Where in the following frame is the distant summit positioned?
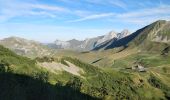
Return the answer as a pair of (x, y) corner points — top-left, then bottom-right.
(96, 29), (131, 46)
(47, 29), (131, 51)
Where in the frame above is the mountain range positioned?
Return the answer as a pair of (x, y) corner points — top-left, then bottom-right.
(46, 29), (131, 51)
(0, 20), (170, 100)
(1, 20), (170, 58)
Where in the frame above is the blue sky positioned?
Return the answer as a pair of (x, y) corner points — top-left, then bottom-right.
(0, 0), (170, 42)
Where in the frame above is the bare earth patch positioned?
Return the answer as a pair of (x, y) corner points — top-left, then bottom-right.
(37, 61), (84, 76)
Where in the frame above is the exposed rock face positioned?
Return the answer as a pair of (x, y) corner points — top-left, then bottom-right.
(96, 29), (131, 46)
(38, 61), (84, 76)
(118, 29), (131, 39)
(151, 22), (170, 43)
(48, 29), (131, 51)
(80, 36), (104, 50)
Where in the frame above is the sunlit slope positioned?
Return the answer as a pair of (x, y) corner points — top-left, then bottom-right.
(0, 37), (53, 58)
(129, 20), (170, 53)
(1, 45), (170, 99)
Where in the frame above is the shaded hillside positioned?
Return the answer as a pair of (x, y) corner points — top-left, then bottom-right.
(0, 72), (98, 100)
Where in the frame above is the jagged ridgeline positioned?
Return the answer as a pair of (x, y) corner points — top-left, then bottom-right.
(0, 45), (170, 100)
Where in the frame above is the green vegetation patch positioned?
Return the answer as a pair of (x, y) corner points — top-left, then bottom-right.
(148, 74), (170, 99)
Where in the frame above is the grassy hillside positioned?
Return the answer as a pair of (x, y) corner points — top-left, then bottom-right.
(55, 47), (138, 67)
(129, 20), (170, 53)
(92, 20), (170, 56)
(55, 57), (169, 100)
(0, 45), (39, 75)
(0, 37), (53, 58)
(0, 44), (170, 100)
(0, 45), (99, 100)
(54, 20), (170, 68)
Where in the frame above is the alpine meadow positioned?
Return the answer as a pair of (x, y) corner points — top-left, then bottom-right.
(0, 0), (170, 100)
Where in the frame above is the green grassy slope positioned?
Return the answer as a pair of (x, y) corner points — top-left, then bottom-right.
(58, 57), (169, 100)
(129, 20), (170, 53)
(0, 44), (170, 100)
(0, 45), (99, 100)
(0, 45), (39, 75)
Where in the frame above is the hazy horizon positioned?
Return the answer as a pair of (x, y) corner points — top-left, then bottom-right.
(0, 28), (132, 43)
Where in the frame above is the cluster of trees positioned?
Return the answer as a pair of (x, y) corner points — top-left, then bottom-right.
(32, 71), (49, 83)
(0, 63), (12, 73)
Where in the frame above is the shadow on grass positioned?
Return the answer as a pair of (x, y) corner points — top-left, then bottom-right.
(0, 73), (99, 100)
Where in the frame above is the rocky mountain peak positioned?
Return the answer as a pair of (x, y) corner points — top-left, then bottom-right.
(117, 29), (131, 39)
(107, 31), (117, 38)
(121, 29), (130, 35)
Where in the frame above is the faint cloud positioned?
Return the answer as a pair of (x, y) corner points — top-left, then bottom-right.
(99, 4), (170, 26)
(0, 0), (170, 32)
(67, 4), (170, 24)
(67, 13), (115, 22)
(110, 0), (127, 9)
(27, 11), (57, 18)
(0, 0), (70, 22)
(30, 4), (69, 12)
(118, 5), (170, 18)
(59, 0), (127, 9)
(73, 10), (93, 17)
